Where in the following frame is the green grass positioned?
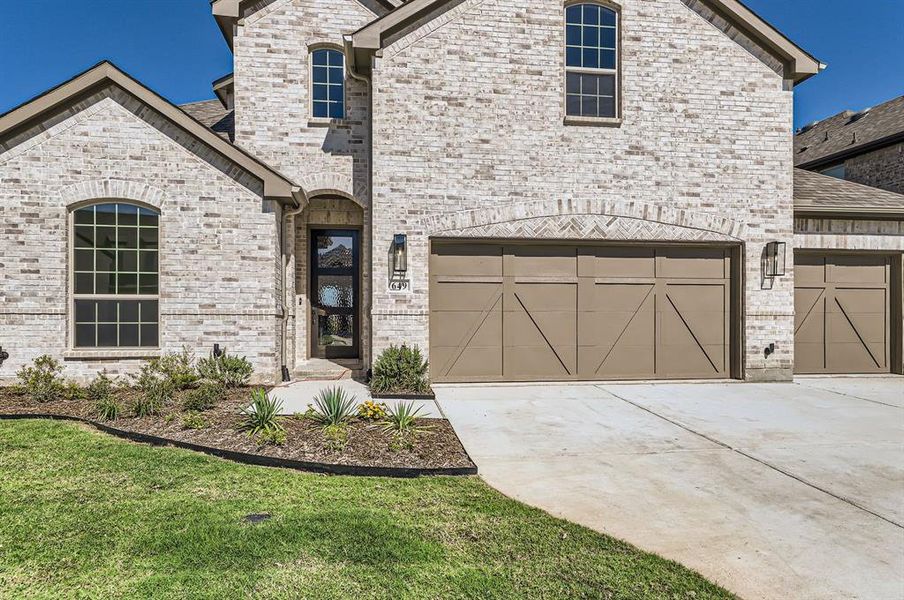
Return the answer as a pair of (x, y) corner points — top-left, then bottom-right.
(0, 420), (733, 599)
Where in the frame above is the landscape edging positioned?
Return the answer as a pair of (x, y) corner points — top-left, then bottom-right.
(0, 413), (478, 478)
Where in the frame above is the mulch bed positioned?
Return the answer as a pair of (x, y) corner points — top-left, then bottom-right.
(0, 387), (475, 475)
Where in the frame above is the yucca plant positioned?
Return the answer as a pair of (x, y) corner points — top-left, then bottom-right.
(382, 402), (430, 435)
(240, 389), (284, 436)
(308, 387), (357, 427)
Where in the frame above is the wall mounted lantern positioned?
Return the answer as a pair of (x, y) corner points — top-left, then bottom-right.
(391, 234), (408, 275)
(213, 343), (224, 358)
(764, 241), (787, 278)
(0, 346), (8, 367)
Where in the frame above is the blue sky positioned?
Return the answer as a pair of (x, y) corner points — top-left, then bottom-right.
(0, 0), (901, 128)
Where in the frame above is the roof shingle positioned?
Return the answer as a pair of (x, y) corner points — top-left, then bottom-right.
(794, 168), (904, 215)
(179, 99), (234, 142)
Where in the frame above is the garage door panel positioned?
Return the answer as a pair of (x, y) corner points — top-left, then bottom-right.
(505, 246), (576, 277)
(666, 284), (726, 313)
(577, 248), (655, 278)
(505, 346), (576, 378)
(433, 347), (503, 379)
(430, 310), (502, 348)
(509, 283), (577, 311)
(583, 283), (654, 311)
(592, 344), (656, 378)
(794, 253), (893, 375)
(430, 244), (502, 276)
(505, 310), (576, 347)
(429, 282), (501, 312)
(658, 248), (727, 279)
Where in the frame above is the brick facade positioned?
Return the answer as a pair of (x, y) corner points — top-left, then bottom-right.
(844, 142), (904, 195)
(369, 0), (795, 381)
(0, 86), (282, 383)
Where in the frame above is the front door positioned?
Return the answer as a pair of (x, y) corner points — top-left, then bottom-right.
(310, 229), (360, 360)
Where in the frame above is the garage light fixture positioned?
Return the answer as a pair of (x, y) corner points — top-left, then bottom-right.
(764, 241), (786, 278)
(391, 234), (408, 275)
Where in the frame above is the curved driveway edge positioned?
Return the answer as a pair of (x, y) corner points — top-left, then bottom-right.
(435, 377), (904, 600)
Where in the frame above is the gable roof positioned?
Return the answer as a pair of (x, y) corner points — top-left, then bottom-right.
(0, 61), (303, 204)
(349, 0), (822, 83)
(794, 168), (904, 217)
(794, 96), (904, 169)
(179, 99), (235, 142)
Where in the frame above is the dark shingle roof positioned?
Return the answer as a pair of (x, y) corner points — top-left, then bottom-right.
(794, 168), (904, 215)
(794, 96), (904, 168)
(179, 99), (234, 142)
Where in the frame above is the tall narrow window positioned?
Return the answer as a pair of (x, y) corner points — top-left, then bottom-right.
(311, 48), (345, 119)
(565, 3), (619, 119)
(72, 202), (159, 348)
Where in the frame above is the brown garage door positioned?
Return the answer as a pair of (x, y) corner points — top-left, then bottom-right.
(429, 242), (735, 382)
(795, 253), (893, 374)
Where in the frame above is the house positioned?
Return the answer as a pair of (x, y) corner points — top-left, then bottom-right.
(0, 0), (901, 385)
(795, 95), (904, 195)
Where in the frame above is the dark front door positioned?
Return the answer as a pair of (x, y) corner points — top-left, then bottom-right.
(310, 229), (360, 359)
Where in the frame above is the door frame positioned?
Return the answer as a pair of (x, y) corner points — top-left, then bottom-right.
(308, 227), (362, 360)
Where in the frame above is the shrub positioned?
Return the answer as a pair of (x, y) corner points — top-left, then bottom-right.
(197, 351), (253, 389)
(150, 348), (199, 391)
(383, 402), (432, 451)
(181, 412), (207, 430)
(183, 381), (225, 412)
(132, 361), (175, 417)
(240, 389), (284, 437)
(323, 423), (348, 452)
(258, 428), (287, 446)
(370, 345), (431, 395)
(63, 382), (86, 401)
(309, 387), (357, 428)
(357, 399), (388, 421)
(16, 355), (66, 403)
(87, 373), (120, 421)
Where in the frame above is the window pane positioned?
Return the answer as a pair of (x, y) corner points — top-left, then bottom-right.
(565, 4), (581, 24)
(565, 46), (582, 68)
(75, 300), (96, 323)
(566, 72), (581, 94)
(117, 204), (138, 226)
(581, 74), (598, 95)
(139, 274), (158, 295)
(599, 74), (615, 97)
(600, 49), (616, 70)
(118, 273), (137, 294)
(74, 207), (94, 225)
(75, 226), (94, 248)
(329, 101), (344, 119)
(140, 300), (158, 321)
(584, 4), (599, 25)
(138, 208), (158, 227)
(582, 48), (598, 68)
(600, 27), (616, 49)
(328, 50), (344, 67)
(95, 272), (117, 295)
(120, 324), (139, 347)
(118, 250), (137, 272)
(313, 84), (328, 101)
(97, 300), (117, 323)
(96, 226), (116, 249)
(139, 227), (158, 250)
(583, 25), (598, 47)
(74, 249), (94, 271)
(317, 276), (354, 308)
(599, 96), (616, 118)
(313, 102), (329, 118)
(582, 96), (598, 117)
(74, 273), (94, 294)
(328, 84), (343, 102)
(600, 7), (617, 26)
(140, 324), (159, 347)
(139, 251), (157, 273)
(566, 94), (581, 116)
(566, 24), (581, 46)
(96, 249), (116, 272)
(312, 49), (328, 66)
(313, 66), (328, 83)
(75, 324), (96, 348)
(318, 314), (353, 348)
(118, 227), (138, 249)
(98, 324), (118, 347)
(120, 300), (140, 323)
(95, 204), (117, 225)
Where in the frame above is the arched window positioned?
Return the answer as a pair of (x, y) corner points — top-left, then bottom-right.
(71, 202), (159, 348)
(565, 3), (619, 119)
(311, 48), (346, 119)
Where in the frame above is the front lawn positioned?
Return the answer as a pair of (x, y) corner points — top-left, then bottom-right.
(0, 420), (733, 599)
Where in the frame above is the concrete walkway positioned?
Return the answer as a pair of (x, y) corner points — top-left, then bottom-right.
(436, 377), (904, 600)
(269, 378), (443, 418)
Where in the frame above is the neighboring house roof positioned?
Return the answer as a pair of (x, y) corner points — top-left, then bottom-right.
(179, 99), (235, 142)
(794, 95), (904, 169)
(348, 0), (822, 83)
(0, 61), (303, 204)
(794, 168), (904, 217)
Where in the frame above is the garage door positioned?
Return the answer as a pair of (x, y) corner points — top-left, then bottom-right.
(795, 253), (893, 374)
(429, 242), (735, 382)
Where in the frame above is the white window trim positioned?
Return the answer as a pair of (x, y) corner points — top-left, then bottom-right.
(68, 201), (161, 351)
(563, 1), (622, 126)
(308, 44), (347, 125)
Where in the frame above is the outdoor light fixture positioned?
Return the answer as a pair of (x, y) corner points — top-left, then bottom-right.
(764, 241), (787, 278)
(213, 343), (224, 358)
(391, 234), (408, 275)
(0, 346), (8, 367)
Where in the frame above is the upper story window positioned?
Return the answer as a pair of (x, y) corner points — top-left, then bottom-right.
(565, 3), (619, 120)
(820, 164), (846, 180)
(311, 48), (346, 119)
(72, 202), (159, 348)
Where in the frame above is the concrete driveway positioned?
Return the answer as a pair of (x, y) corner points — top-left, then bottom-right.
(436, 377), (904, 600)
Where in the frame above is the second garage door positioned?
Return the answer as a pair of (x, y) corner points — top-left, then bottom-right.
(429, 242), (735, 383)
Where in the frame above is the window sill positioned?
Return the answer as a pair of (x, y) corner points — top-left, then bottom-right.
(307, 118), (348, 128)
(563, 115), (622, 127)
(63, 349), (161, 361)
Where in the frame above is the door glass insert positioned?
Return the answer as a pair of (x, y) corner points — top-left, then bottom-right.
(317, 235), (354, 268)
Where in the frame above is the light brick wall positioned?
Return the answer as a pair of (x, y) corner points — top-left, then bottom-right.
(369, 0), (796, 381)
(233, 0), (376, 368)
(844, 143), (904, 195)
(795, 217), (904, 251)
(0, 86), (283, 384)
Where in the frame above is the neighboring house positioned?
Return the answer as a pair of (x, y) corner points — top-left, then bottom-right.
(0, 0), (902, 385)
(795, 95), (904, 195)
